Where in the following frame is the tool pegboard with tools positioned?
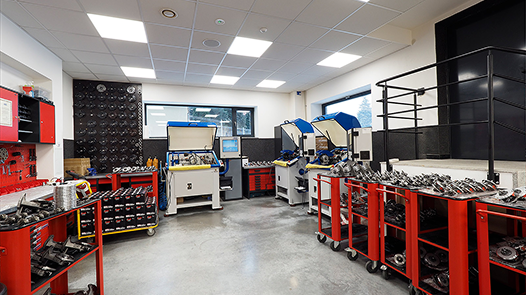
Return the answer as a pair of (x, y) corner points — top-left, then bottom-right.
(73, 80), (143, 174)
(0, 143), (38, 188)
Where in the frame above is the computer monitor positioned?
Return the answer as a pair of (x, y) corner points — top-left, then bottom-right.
(220, 136), (241, 158)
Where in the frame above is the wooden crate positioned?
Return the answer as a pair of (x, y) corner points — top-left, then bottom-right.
(64, 158), (91, 178)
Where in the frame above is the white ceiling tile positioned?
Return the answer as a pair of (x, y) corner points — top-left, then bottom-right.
(234, 78), (260, 87)
(187, 63), (218, 75)
(220, 55), (256, 68)
(252, 0), (312, 20)
(153, 59), (186, 72)
(85, 64), (124, 75)
(267, 72), (297, 80)
(51, 48), (79, 62)
(340, 37), (391, 56)
(64, 72), (98, 80)
(260, 42), (304, 61)
(139, 0), (195, 29)
(296, 0), (363, 28)
(22, 3), (98, 36)
(146, 24), (192, 47)
(194, 3), (247, 35)
(289, 74), (320, 83)
(250, 58), (287, 71)
(336, 4), (401, 35)
(150, 44), (188, 61)
(310, 31), (361, 51)
(104, 40), (151, 57)
(200, 0), (255, 11)
(62, 62), (91, 73)
(291, 48), (333, 64)
(216, 67), (246, 76)
(303, 65), (338, 76)
(189, 50), (225, 64)
(155, 70), (185, 81)
(114, 55), (153, 68)
(191, 31), (234, 53)
(1, 1), (43, 28)
(365, 42), (408, 59)
(369, 0), (424, 12)
(275, 22), (329, 47)
(70, 51), (117, 66)
(19, 0), (82, 11)
(21, 27), (65, 48)
(52, 31), (109, 53)
(237, 13), (292, 41)
(184, 73), (213, 83)
(241, 70), (272, 79)
(278, 62), (312, 74)
(79, 0), (141, 20)
(94, 74), (129, 82)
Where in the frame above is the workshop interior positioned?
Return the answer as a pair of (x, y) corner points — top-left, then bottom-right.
(1, 0), (526, 294)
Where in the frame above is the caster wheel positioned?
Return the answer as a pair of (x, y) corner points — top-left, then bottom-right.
(330, 241), (341, 251)
(408, 284), (421, 295)
(347, 250), (359, 261)
(317, 234), (327, 243)
(381, 269), (391, 280)
(147, 228), (156, 236)
(365, 260), (379, 273)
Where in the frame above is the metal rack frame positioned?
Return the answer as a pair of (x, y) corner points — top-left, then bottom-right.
(376, 46), (526, 181)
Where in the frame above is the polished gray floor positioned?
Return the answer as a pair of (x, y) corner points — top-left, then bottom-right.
(65, 197), (409, 294)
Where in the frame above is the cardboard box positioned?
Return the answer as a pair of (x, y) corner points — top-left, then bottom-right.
(64, 158), (91, 178)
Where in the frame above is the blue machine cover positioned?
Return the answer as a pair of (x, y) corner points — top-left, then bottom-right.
(311, 112), (361, 147)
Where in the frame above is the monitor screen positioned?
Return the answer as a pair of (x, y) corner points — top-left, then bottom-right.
(222, 139), (238, 153)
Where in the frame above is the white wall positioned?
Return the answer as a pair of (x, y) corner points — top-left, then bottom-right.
(142, 83), (292, 138)
(62, 73), (74, 140)
(306, 0), (482, 131)
(0, 13), (64, 179)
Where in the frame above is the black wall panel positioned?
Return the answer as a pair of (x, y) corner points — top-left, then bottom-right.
(63, 139), (74, 159)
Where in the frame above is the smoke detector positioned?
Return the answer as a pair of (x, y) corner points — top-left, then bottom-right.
(161, 8), (177, 19)
(215, 18), (225, 25)
(203, 39), (221, 48)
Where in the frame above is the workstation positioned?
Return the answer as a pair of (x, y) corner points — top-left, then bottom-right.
(1, 0), (526, 294)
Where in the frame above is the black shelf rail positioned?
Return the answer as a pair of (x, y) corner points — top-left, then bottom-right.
(375, 46), (526, 181)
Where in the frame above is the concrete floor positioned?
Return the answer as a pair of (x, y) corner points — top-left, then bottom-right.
(64, 197), (409, 294)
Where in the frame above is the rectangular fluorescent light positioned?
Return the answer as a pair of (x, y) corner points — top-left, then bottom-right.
(151, 113), (166, 116)
(210, 75), (239, 85)
(317, 52), (361, 68)
(88, 14), (147, 43)
(205, 114), (219, 118)
(196, 108), (211, 112)
(257, 80), (286, 88)
(227, 37), (272, 58)
(149, 106), (164, 110)
(121, 66), (156, 79)
(358, 0), (370, 2)
(156, 120), (168, 123)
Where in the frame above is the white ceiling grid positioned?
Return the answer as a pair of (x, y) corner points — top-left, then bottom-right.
(0, 0), (471, 93)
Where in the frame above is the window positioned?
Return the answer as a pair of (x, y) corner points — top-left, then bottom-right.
(322, 91), (372, 127)
(145, 104), (254, 138)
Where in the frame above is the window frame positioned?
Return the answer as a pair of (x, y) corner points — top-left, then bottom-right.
(321, 90), (372, 115)
(144, 103), (255, 138)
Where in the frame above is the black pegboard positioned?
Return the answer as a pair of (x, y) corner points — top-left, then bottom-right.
(73, 80), (143, 173)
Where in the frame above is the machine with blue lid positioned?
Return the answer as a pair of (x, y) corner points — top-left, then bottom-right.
(273, 118), (316, 205)
(165, 121), (222, 215)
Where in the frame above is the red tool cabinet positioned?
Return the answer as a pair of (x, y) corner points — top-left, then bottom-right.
(476, 199), (526, 295)
(0, 87), (19, 142)
(345, 179), (380, 272)
(0, 199), (104, 295)
(39, 101), (55, 144)
(242, 166), (275, 198)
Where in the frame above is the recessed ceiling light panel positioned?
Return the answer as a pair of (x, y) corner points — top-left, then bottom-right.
(121, 66), (156, 79)
(317, 52), (361, 68)
(257, 80), (286, 88)
(210, 75), (240, 85)
(161, 8), (178, 18)
(88, 14), (147, 43)
(227, 37), (272, 58)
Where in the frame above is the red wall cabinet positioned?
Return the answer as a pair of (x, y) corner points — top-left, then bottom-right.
(39, 102), (55, 143)
(0, 87), (19, 142)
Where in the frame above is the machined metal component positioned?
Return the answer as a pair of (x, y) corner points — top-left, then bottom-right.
(393, 253), (406, 267)
(435, 249), (448, 263)
(497, 246), (519, 261)
(435, 271), (450, 288)
(424, 253), (440, 267)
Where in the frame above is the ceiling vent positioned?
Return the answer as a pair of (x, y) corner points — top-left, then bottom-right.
(203, 39), (221, 48)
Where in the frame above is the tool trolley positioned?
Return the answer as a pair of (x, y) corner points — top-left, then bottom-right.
(0, 199), (104, 295)
(376, 184), (414, 280)
(344, 179), (380, 273)
(476, 194), (526, 295)
(409, 190), (479, 295)
(315, 173), (350, 251)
